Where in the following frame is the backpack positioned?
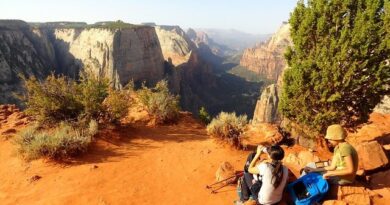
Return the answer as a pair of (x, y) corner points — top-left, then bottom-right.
(287, 172), (329, 205)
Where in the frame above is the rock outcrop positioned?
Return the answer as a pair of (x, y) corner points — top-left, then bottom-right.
(239, 22), (291, 82)
(241, 123), (283, 148)
(50, 25), (165, 87)
(0, 20), (166, 104)
(355, 141), (389, 171)
(187, 28), (235, 57)
(252, 84), (279, 124)
(0, 20), (57, 104)
(155, 26), (195, 66)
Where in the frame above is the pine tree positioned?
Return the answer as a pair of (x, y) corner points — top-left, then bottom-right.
(280, 0), (390, 133)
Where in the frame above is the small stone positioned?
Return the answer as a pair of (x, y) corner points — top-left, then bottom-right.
(215, 161), (235, 183)
(29, 175), (42, 183)
(2, 128), (16, 135)
(13, 121), (24, 126)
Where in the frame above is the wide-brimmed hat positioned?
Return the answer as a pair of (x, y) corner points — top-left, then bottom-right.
(325, 124), (346, 140)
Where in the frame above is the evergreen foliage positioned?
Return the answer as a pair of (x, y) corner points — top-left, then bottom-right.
(199, 106), (211, 124)
(280, 0), (390, 132)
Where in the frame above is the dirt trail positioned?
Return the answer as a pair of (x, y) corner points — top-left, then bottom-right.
(0, 115), (248, 205)
(1, 110), (390, 205)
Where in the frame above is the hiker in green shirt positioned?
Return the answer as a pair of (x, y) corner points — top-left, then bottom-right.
(304, 124), (359, 185)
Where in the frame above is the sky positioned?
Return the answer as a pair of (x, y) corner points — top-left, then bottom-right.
(0, 0), (298, 34)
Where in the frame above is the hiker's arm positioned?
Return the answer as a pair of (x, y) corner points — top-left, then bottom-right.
(323, 155), (354, 178)
(248, 146), (264, 174)
(320, 158), (337, 172)
(323, 159), (337, 171)
(305, 157), (337, 173)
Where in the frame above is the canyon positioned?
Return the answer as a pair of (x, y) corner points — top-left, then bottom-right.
(0, 20), (260, 117)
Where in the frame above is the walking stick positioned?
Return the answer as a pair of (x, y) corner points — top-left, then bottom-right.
(206, 171), (243, 194)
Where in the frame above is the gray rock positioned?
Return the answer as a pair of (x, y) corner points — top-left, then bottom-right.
(252, 84), (279, 124)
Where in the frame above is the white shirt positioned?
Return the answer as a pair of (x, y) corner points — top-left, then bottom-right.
(257, 162), (288, 205)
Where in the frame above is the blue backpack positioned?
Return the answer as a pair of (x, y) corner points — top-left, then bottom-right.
(287, 173), (329, 205)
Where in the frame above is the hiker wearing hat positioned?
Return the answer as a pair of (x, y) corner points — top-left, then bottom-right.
(304, 124), (358, 185)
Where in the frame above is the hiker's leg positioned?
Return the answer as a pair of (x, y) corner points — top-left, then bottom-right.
(242, 173), (253, 201)
(243, 172), (254, 187)
(250, 180), (262, 201)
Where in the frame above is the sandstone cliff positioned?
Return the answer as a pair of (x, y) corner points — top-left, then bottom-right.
(155, 26), (195, 66)
(252, 84), (279, 124)
(0, 20), (260, 118)
(50, 25), (165, 87)
(0, 20), (57, 104)
(0, 20), (166, 104)
(240, 22), (291, 82)
(187, 28), (234, 57)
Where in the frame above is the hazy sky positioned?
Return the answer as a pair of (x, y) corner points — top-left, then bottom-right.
(0, 0), (298, 34)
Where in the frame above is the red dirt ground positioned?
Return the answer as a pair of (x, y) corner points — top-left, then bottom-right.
(0, 110), (389, 205)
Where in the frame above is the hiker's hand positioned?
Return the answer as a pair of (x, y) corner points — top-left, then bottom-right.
(304, 167), (314, 173)
(256, 145), (265, 155)
(323, 173), (331, 179)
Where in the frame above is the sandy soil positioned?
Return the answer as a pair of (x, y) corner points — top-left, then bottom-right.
(0, 114), (250, 205)
(0, 111), (389, 205)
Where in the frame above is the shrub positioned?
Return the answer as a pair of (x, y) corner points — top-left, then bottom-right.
(21, 73), (131, 125)
(137, 80), (180, 124)
(103, 88), (131, 123)
(15, 121), (97, 161)
(280, 0), (390, 132)
(76, 73), (109, 120)
(206, 112), (248, 148)
(23, 75), (83, 123)
(199, 106), (211, 124)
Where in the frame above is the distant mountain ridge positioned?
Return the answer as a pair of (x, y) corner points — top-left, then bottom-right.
(194, 28), (271, 51)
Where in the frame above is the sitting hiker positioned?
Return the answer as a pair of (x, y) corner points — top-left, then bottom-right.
(246, 145), (288, 205)
(304, 124), (358, 185)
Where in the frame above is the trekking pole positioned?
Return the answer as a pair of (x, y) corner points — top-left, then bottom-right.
(206, 171), (244, 194)
(206, 175), (237, 189)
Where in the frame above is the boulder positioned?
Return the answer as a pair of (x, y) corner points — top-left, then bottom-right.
(283, 150), (320, 169)
(280, 118), (319, 150)
(374, 95), (390, 114)
(355, 141), (389, 171)
(215, 161), (235, 183)
(336, 186), (372, 205)
(369, 170), (390, 189)
(322, 200), (348, 205)
(241, 123), (283, 148)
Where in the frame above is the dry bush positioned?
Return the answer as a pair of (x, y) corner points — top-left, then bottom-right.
(137, 80), (180, 124)
(15, 120), (98, 161)
(206, 112), (248, 148)
(103, 88), (132, 123)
